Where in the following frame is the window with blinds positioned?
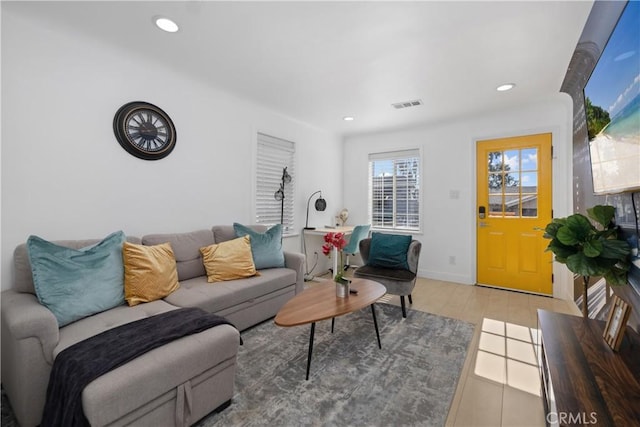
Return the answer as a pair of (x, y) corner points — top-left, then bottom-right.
(368, 149), (421, 231)
(256, 133), (295, 235)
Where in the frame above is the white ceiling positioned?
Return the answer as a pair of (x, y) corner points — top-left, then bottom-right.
(10, 1), (594, 136)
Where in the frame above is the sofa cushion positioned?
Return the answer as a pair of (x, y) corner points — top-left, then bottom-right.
(233, 223), (285, 269)
(142, 230), (214, 281)
(26, 231), (127, 327)
(123, 242), (180, 306)
(354, 265), (416, 282)
(163, 268), (296, 314)
(200, 236), (258, 283)
(54, 300), (178, 357)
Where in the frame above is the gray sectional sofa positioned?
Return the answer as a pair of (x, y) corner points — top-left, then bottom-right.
(1, 225), (305, 427)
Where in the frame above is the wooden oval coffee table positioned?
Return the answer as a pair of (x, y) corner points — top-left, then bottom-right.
(274, 278), (386, 380)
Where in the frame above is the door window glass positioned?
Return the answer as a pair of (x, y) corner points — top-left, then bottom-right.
(486, 148), (539, 218)
(504, 150), (520, 171)
(489, 195), (503, 215)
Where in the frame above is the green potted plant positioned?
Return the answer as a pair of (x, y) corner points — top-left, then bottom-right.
(542, 205), (631, 318)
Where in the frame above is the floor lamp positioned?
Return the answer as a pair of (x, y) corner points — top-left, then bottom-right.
(274, 167), (292, 226)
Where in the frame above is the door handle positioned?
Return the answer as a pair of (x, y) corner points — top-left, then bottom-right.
(479, 206), (486, 219)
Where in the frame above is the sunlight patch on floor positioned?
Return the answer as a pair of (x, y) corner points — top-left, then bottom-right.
(474, 317), (541, 397)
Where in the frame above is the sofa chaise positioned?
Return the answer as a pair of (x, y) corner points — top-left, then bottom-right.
(1, 225), (305, 427)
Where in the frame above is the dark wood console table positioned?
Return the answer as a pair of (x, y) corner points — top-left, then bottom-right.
(537, 310), (640, 426)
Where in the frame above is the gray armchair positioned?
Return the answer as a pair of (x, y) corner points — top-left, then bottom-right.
(354, 237), (422, 318)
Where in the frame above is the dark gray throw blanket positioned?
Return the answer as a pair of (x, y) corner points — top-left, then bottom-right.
(41, 307), (235, 427)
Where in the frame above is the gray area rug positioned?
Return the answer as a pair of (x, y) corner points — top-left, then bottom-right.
(199, 303), (474, 426)
(1, 303), (474, 426)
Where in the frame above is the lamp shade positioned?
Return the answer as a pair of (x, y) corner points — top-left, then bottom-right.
(315, 197), (326, 211)
(282, 167), (292, 184)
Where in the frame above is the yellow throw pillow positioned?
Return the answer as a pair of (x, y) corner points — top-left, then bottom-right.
(123, 241), (180, 306)
(200, 235), (258, 283)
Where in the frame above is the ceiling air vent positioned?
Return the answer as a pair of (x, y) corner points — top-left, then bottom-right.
(392, 99), (423, 109)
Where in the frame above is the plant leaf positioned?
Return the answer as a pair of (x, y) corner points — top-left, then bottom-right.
(587, 205), (615, 229)
(604, 265), (630, 285)
(556, 214), (595, 244)
(594, 228), (618, 240)
(566, 252), (608, 277)
(565, 214), (596, 241)
(556, 226), (578, 245)
(583, 239), (603, 257)
(546, 240), (577, 260)
(600, 239), (631, 260)
(542, 222), (563, 239)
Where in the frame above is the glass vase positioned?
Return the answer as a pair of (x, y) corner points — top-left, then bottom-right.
(334, 251), (349, 297)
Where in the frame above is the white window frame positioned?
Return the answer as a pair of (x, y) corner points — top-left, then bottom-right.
(368, 149), (421, 232)
(255, 133), (296, 235)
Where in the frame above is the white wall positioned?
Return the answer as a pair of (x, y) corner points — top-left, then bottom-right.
(344, 95), (575, 300)
(1, 6), (577, 299)
(1, 7), (342, 290)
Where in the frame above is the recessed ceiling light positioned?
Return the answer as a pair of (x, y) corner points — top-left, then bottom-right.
(496, 83), (515, 92)
(154, 16), (179, 33)
(343, 116), (355, 121)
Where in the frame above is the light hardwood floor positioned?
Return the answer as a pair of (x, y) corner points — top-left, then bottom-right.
(319, 273), (581, 426)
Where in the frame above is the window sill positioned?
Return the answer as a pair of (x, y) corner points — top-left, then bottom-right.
(370, 227), (422, 236)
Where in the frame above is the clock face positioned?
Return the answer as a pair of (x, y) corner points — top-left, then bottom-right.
(113, 101), (176, 160)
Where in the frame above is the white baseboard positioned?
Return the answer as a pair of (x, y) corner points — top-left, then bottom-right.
(417, 269), (473, 285)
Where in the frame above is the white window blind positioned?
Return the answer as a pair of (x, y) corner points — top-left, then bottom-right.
(368, 149), (421, 231)
(256, 133), (295, 235)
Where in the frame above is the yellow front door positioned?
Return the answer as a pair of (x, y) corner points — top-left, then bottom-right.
(476, 133), (553, 295)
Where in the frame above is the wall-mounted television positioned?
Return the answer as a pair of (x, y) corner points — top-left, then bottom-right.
(584, 1), (640, 196)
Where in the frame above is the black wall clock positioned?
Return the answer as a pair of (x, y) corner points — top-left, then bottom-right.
(113, 101), (177, 160)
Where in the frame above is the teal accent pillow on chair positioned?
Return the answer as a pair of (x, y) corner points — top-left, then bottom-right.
(27, 231), (126, 327)
(367, 232), (412, 270)
(233, 223), (285, 269)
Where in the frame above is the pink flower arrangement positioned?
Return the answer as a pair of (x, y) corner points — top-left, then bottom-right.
(322, 232), (347, 255)
(322, 232), (347, 282)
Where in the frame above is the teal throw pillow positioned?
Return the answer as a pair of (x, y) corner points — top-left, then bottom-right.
(233, 223), (285, 269)
(27, 231), (126, 327)
(367, 232), (412, 270)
